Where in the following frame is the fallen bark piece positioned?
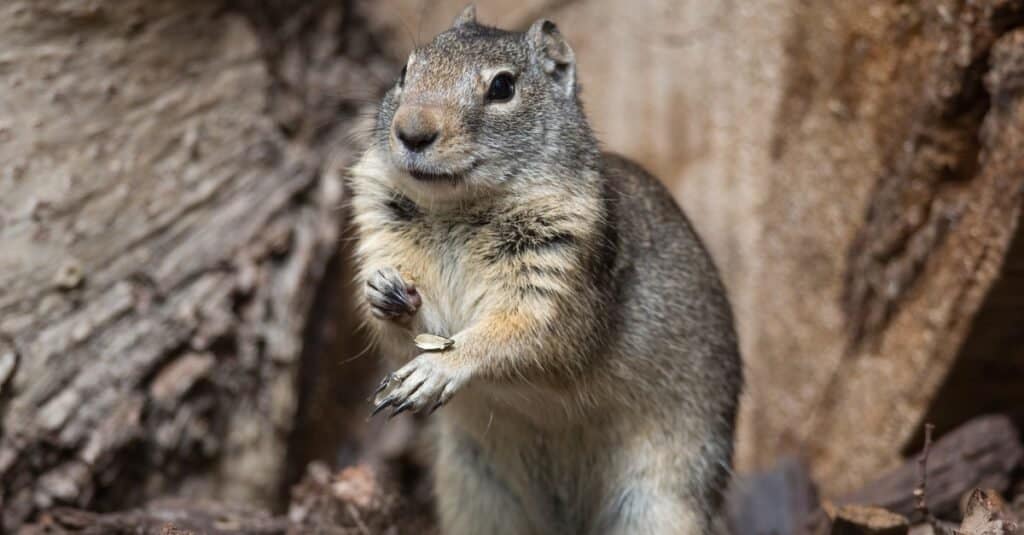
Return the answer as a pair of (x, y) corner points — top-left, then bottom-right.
(20, 461), (439, 534)
(830, 505), (909, 535)
(288, 461), (437, 535)
(959, 488), (1019, 535)
(908, 525), (935, 535)
(288, 462), (397, 532)
(843, 416), (1024, 519)
(17, 500), (288, 535)
(908, 519), (964, 535)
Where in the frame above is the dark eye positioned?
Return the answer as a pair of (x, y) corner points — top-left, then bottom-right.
(398, 65), (407, 87)
(486, 72), (516, 103)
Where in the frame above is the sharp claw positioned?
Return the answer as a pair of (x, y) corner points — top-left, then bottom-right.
(428, 399), (444, 415)
(374, 375), (391, 395)
(390, 400), (414, 419)
(372, 299), (395, 311)
(367, 375), (392, 402)
(371, 396), (396, 416)
(405, 291), (422, 312)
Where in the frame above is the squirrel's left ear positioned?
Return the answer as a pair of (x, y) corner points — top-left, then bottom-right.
(453, 5), (476, 28)
(528, 19), (576, 97)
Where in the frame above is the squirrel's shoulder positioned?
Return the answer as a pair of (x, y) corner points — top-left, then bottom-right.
(599, 152), (683, 222)
(600, 152), (672, 198)
(598, 152), (715, 267)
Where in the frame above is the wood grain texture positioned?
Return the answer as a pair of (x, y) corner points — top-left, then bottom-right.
(0, 0), (388, 529)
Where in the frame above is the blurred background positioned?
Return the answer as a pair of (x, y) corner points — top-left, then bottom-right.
(2, 0), (1023, 533)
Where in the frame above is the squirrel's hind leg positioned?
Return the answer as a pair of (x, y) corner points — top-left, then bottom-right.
(434, 430), (538, 535)
(591, 486), (714, 535)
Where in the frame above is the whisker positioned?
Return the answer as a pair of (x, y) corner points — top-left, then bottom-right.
(340, 338), (376, 364)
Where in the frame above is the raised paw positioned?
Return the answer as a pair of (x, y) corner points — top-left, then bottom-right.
(365, 267), (421, 322)
(371, 354), (468, 418)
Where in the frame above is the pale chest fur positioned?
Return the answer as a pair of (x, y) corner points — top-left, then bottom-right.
(355, 211), (492, 337)
(353, 187), (602, 348)
(350, 149), (606, 369)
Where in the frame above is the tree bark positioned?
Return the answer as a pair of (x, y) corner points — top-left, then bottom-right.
(0, 0), (390, 530)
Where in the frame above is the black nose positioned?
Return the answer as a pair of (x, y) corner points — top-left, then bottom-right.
(396, 126), (438, 152)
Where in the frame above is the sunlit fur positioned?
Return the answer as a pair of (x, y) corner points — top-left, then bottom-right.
(349, 7), (741, 535)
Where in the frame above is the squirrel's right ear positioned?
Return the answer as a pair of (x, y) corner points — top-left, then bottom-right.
(452, 5), (476, 28)
(528, 19), (576, 97)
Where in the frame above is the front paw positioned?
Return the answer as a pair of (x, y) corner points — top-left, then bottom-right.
(372, 354), (468, 418)
(365, 267), (421, 322)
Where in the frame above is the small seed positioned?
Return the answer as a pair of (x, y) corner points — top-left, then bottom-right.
(415, 333), (454, 352)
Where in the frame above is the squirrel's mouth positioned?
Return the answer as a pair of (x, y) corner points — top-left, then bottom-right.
(404, 161), (478, 183)
(408, 169), (464, 182)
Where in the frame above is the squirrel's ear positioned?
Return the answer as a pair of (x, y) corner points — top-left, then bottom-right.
(528, 19), (576, 97)
(452, 5), (476, 28)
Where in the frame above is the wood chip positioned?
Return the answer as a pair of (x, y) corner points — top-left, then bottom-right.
(53, 259), (84, 290)
(829, 505), (908, 535)
(414, 333), (454, 352)
(959, 488), (1019, 535)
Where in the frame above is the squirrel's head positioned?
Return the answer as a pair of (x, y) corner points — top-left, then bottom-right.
(366, 5), (597, 205)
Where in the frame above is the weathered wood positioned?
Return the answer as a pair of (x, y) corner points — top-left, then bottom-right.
(0, 0), (386, 529)
(913, 23), (1024, 450)
(288, 462), (437, 535)
(842, 416), (1024, 520)
(777, 0), (1024, 492)
(18, 462), (438, 535)
(18, 501), (289, 535)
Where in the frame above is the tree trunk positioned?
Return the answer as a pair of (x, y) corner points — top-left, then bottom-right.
(0, 1), (390, 530)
